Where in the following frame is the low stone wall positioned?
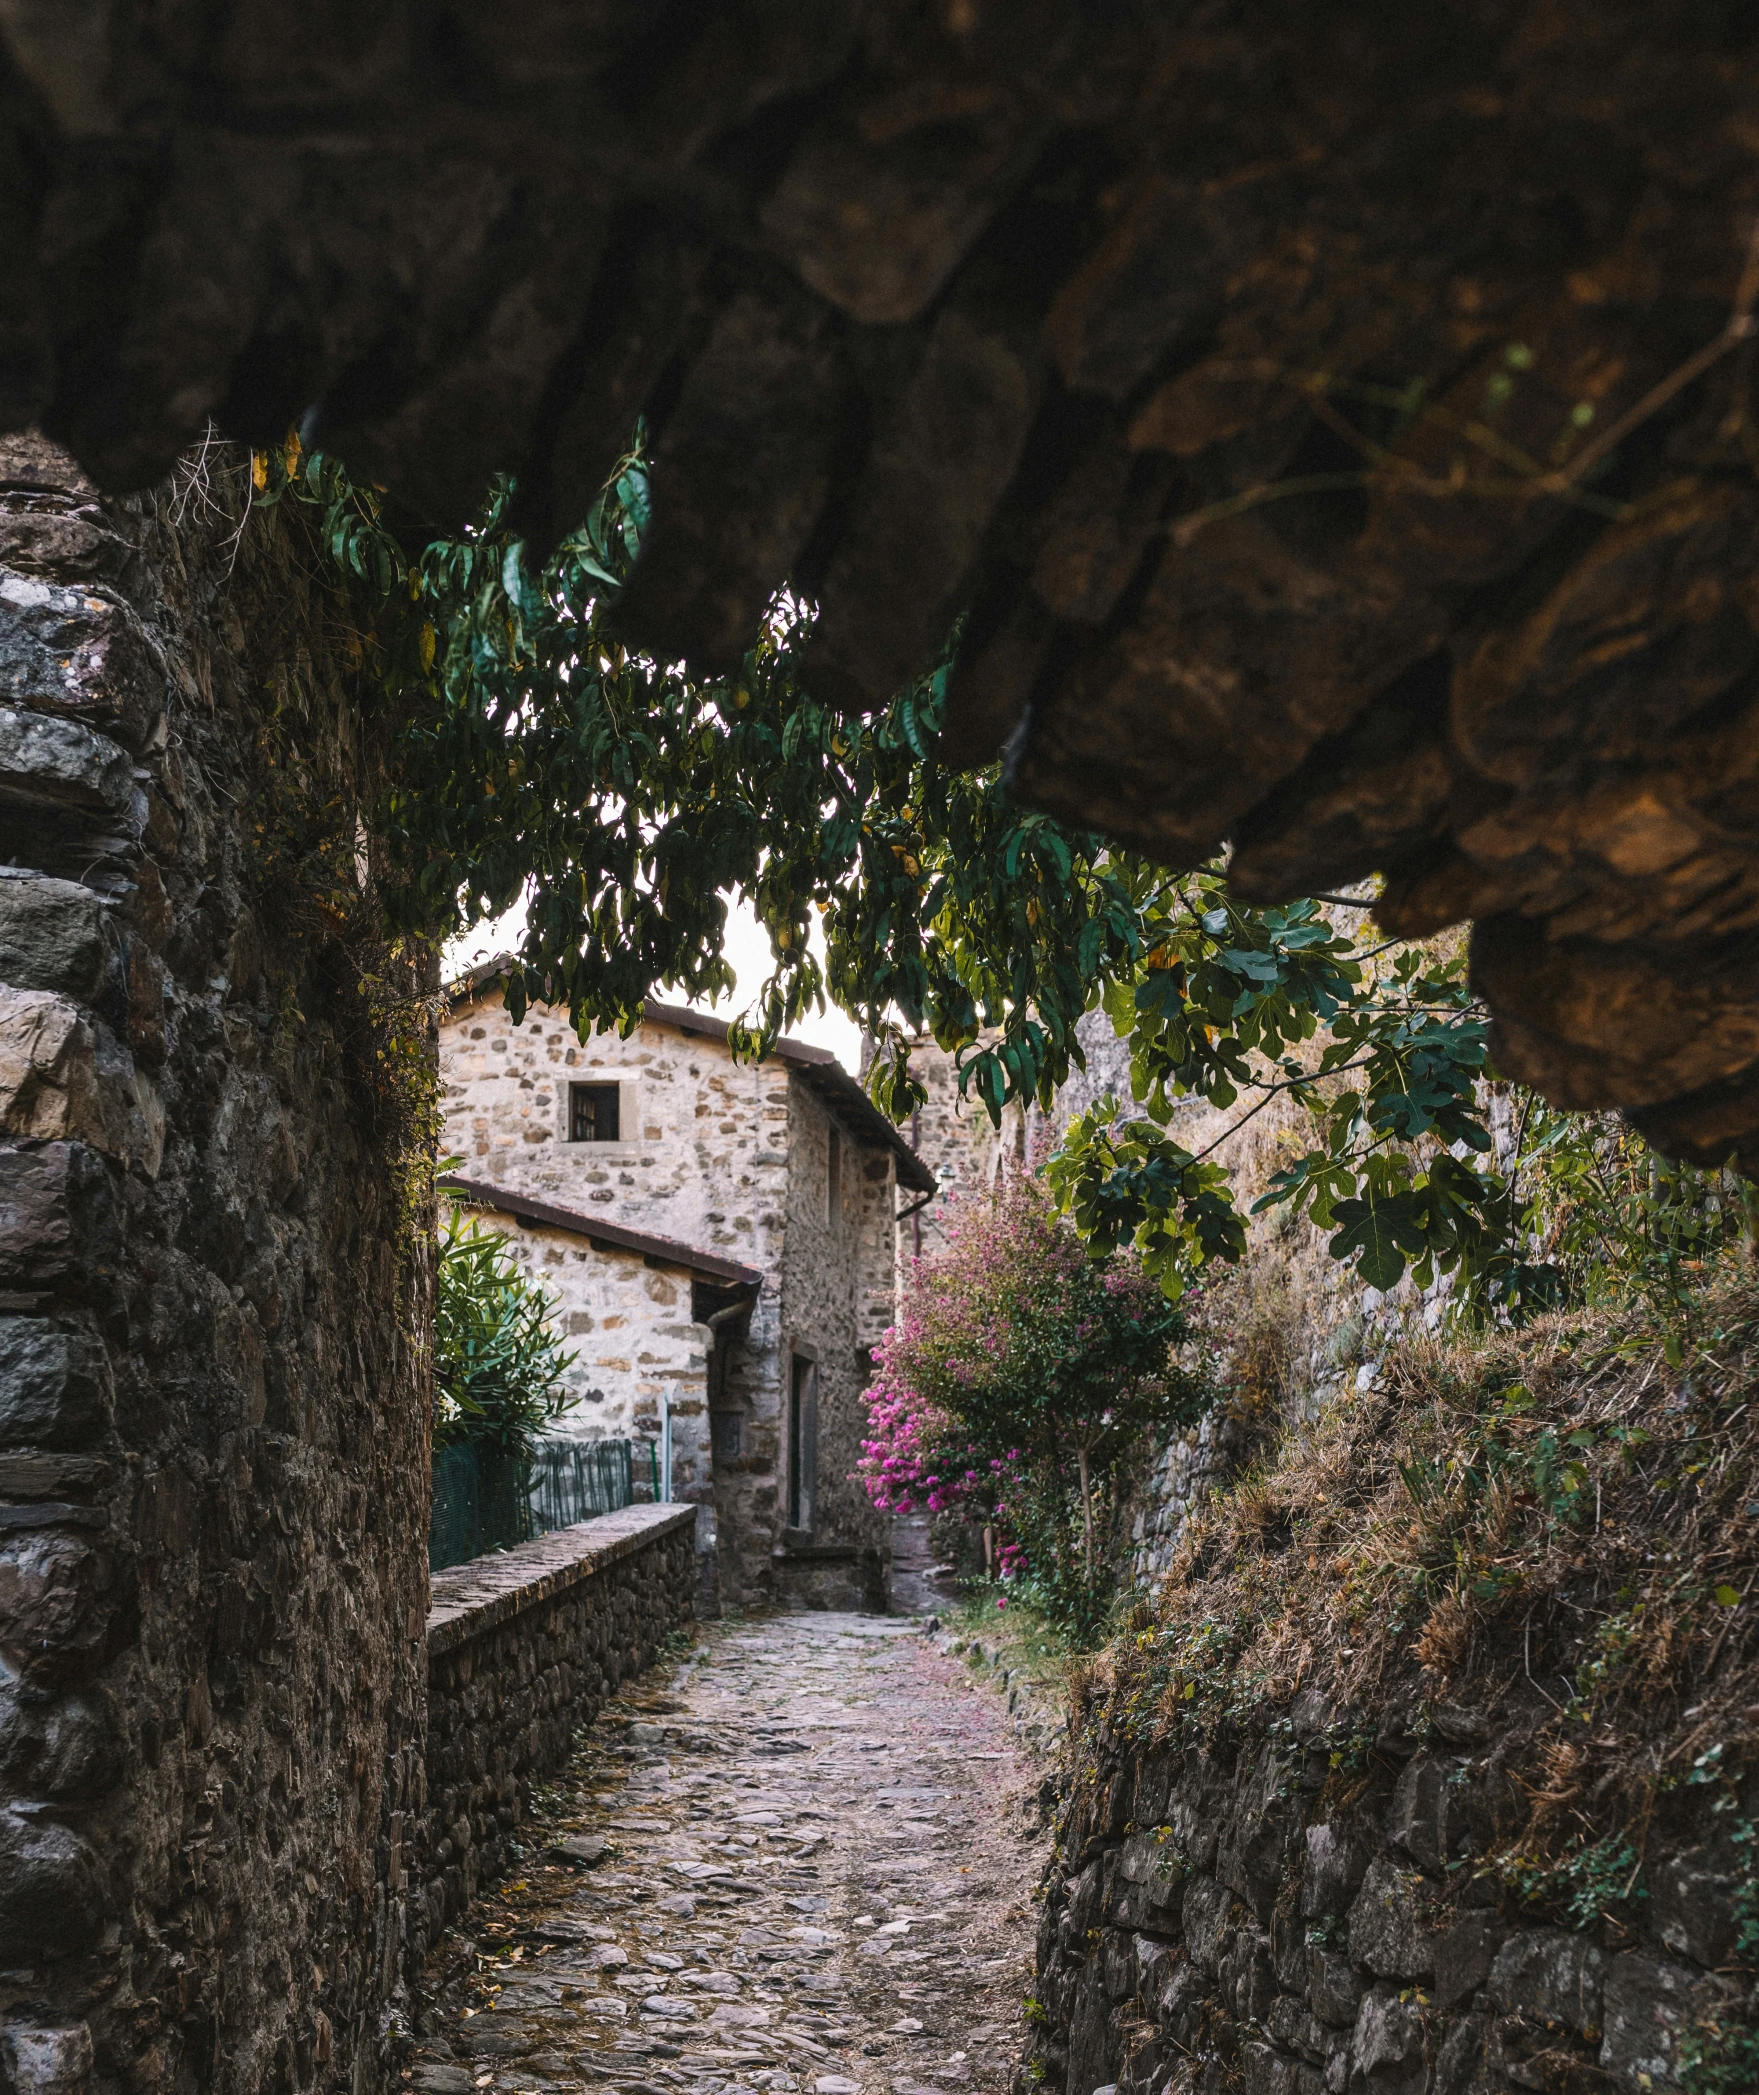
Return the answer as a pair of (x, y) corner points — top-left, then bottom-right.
(1029, 1705), (1748, 2095)
(419, 1505), (697, 1935)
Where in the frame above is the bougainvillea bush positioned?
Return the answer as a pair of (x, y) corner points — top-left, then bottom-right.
(860, 1172), (1203, 1638)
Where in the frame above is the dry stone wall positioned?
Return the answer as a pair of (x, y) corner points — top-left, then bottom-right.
(0, 437), (430, 2094)
(420, 1506), (696, 1938)
(1030, 1702), (1749, 2095)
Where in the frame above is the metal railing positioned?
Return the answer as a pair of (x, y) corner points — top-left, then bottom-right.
(527, 1436), (639, 1533)
(428, 1436), (655, 1572)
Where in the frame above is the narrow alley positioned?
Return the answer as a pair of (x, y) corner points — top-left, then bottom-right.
(408, 1615), (1049, 2095)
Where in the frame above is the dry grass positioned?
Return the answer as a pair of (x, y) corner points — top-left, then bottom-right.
(1094, 1279), (1759, 1905)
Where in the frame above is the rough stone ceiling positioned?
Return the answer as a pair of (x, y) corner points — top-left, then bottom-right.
(6, 2), (1759, 1168)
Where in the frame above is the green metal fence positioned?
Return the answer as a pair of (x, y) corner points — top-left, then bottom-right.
(428, 1436), (653, 1571)
(527, 1437), (638, 1533)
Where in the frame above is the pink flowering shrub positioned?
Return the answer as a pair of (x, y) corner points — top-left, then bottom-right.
(859, 1172), (1202, 1636)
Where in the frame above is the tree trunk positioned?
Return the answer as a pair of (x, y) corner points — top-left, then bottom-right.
(1077, 1445), (1094, 1588)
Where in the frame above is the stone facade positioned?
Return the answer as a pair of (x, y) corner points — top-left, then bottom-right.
(421, 1505), (696, 1936)
(0, 438), (431, 2092)
(438, 985), (932, 1612)
(433, 1177), (762, 1556)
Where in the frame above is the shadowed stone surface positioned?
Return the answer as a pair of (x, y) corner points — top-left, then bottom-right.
(0, 434), (432, 2090)
(412, 1612), (1046, 2095)
(424, 1508), (699, 1936)
(1028, 1712), (1749, 2095)
(8, 5), (1759, 1157)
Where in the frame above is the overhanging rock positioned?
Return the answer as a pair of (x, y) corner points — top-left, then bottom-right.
(7, 4), (1759, 1161)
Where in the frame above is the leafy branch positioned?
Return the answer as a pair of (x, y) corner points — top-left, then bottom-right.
(254, 432), (1659, 1312)
(1046, 886), (1553, 1304)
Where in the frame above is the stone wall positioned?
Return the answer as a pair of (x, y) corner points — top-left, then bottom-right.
(0, 438), (432, 2092)
(892, 1032), (1022, 1266)
(420, 1506), (696, 1937)
(1030, 1703), (1749, 2095)
(774, 1082), (890, 1613)
(440, 991), (793, 1273)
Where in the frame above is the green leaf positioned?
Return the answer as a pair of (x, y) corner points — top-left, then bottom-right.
(1327, 1194), (1417, 1291)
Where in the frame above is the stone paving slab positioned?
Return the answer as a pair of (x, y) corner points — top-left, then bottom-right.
(407, 1613), (1052, 2095)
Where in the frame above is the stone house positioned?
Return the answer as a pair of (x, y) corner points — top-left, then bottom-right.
(438, 963), (935, 1612)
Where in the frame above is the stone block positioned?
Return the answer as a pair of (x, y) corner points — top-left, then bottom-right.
(410, 2070), (473, 2095)
(1130, 1755), (1175, 1828)
(1347, 1856), (1434, 1981)
(0, 1684), (124, 1801)
(1113, 1828), (1185, 1929)
(1268, 1993), (1318, 2059)
(0, 2019), (95, 2094)
(0, 564), (164, 741)
(1133, 1934), (1171, 2001)
(1349, 1985), (1427, 2095)
(0, 1809), (104, 1961)
(1242, 2037), (1303, 2095)
(1067, 1859), (1105, 1939)
(1101, 1928), (1138, 2002)
(0, 990), (160, 1170)
(0, 873), (114, 1002)
(0, 1525), (122, 1679)
(1182, 1873), (1240, 1972)
(1306, 1946), (1365, 2029)
(1153, 1954), (1206, 2037)
(1301, 1816), (1380, 1919)
(1385, 1755), (1451, 1875)
(1431, 2008), (1488, 2095)
(0, 1319), (112, 1445)
(0, 991), (87, 1144)
(1222, 1930), (1279, 2024)
(1432, 1912), (1506, 2012)
(0, 1142), (121, 1296)
(1648, 1839), (1745, 1969)
(1598, 1949), (1726, 2090)
(1224, 1774), (1297, 1922)
(0, 708), (133, 828)
(1486, 1928), (1608, 2035)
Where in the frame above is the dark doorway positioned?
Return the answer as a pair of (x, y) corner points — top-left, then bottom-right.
(788, 1354), (818, 1532)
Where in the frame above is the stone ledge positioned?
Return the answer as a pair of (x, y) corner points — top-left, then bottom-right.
(426, 1504), (697, 1656)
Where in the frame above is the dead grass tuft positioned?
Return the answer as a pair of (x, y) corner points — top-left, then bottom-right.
(1412, 1590), (1476, 1681)
(1094, 1278), (1759, 1908)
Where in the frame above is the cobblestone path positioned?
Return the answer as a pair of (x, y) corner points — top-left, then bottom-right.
(409, 1613), (1048, 2095)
